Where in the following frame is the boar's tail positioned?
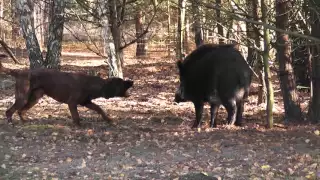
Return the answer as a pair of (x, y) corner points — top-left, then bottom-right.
(0, 54), (20, 77)
(239, 71), (252, 100)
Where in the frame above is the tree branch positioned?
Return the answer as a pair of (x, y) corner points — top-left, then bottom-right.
(204, 3), (320, 43)
(0, 39), (23, 65)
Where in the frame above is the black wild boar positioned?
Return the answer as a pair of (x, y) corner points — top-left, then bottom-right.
(175, 44), (252, 128)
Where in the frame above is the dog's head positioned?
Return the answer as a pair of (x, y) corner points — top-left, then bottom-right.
(103, 78), (134, 98)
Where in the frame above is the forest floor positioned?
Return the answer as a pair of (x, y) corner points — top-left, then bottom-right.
(0, 44), (319, 180)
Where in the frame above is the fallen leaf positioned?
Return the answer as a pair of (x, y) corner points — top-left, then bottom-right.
(66, 157), (72, 162)
(261, 165), (270, 171)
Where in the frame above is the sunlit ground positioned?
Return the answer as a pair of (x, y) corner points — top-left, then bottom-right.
(0, 44), (319, 179)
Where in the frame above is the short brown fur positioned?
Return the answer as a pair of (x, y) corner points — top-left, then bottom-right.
(0, 54), (133, 126)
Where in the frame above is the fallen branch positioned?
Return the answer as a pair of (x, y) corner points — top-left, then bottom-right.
(0, 39), (23, 65)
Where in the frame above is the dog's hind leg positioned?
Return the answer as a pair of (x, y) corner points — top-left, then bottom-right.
(18, 89), (44, 122)
(68, 103), (81, 126)
(6, 98), (28, 124)
(83, 102), (113, 123)
(6, 74), (30, 124)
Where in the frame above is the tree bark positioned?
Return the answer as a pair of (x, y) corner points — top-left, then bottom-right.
(44, 0), (65, 70)
(135, 10), (147, 57)
(11, 0), (20, 41)
(216, 0), (224, 44)
(177, 0), (186, 60)
(250, 0), (266, 104)
(191, 0), (203, 47)
(261, 0), (274, 128)
(275, 0), (302, 121)
(34, 0), (44, 49)
(17, 0), (44, 69)
(107, 0), (123, 78)
(43, 0), (52, 47)
(0, 0), (4, 39)
(308, 0), (320, 123)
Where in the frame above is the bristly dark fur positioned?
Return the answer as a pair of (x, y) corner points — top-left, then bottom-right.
(0, 54), (134, 126)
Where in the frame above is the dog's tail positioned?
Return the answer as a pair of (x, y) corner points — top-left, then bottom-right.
(0, 54), (19, 77)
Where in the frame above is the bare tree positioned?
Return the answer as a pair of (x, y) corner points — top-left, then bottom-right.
(135, 9), (147, 57)
(191, 0), (203, 47)
(308, 0), (320, 123)
(17, 0), (44, 69)
(44, 0), (65, 69)
(216, 0), (224, 44)
(177, 0), (186, 60)
(261, 0), (274, 128)
(11, 0), (20, 40)
(275, 0), (301, 121)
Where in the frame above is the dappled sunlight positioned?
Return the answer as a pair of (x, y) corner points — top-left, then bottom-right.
(0, 45), (319, 179)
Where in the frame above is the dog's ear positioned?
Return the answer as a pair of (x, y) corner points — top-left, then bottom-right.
(124, 80), (134, 89)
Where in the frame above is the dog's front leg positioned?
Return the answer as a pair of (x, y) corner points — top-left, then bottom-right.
(67, 104), (81, 126)
(84, 102), (113, 124)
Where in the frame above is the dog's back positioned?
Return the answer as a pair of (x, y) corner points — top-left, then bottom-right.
(29, 69), (107, 103)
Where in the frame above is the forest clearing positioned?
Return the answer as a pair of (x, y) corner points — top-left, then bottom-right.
(0, 45), (319, 179)
(0, 0), (320, 179)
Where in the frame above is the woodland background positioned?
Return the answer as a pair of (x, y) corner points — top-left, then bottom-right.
(0, 0), (319, 179)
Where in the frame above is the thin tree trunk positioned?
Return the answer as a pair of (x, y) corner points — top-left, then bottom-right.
(0, 0), (4, 39)
(11, 0), (20, 41)
(261, 0), (274, 128)
(250, 0), (266, 104)
(17, 0), (44, 69)
(275, 0), (301, 121)
(216, 0), (224, 44)
(192, 0), (203, 47)
(43, 0), (52, 47)
(44, 0), (65, 70)
(308, 0), (320, 123)
(167, 0), (171, 56)
(34, 0), (44, 50)
(177, 0), (186, 60)
(184, 17), (189, 54)
(108, 0), (123, 78)
(135, 10), (147, 57)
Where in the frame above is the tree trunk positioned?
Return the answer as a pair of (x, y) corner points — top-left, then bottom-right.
(250, 0), (266, 104)
(216, 0), (224, 44)
(184, 17), (189, 54)
(167, 0), (171, 56)
(308, 0), (320, 123)
(44, 0), (65, 70)
(107, 0), (123, 78)
(0, 0), (4, 39)
(275, 0), (301, 121)
(17, 0), (44, 69)
(191, 0), (203, 47)
(176, 0), (186, 60)
(43, 0), (52, 47)
(135, 10), (147, 57)
(34, 0), (44, 50)
(11, 0), (20, 41)
(261, 0), (274, 128)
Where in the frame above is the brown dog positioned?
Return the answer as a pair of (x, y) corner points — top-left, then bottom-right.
(0, 54), (133, 126)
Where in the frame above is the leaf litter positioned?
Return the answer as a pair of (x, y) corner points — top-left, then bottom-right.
(0, 46), (319, 179)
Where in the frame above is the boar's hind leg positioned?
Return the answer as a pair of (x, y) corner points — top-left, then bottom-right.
(235, 100), (244, 126)
(192, 102), (204, 128)
(209, 103), (219, 128)
(224, 100), (237, 126)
